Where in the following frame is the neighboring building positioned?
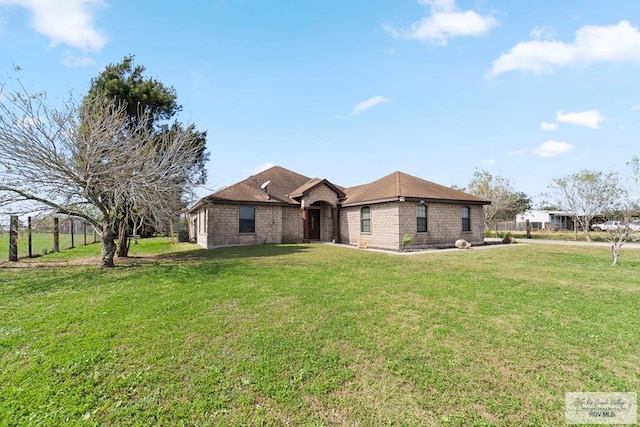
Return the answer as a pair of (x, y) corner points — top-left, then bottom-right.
(516, 210), (577, 231)
(189, 166), (490, 251)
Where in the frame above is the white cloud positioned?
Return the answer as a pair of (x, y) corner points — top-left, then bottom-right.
(540, 121), (558, 131)
(481, 158), (495, 166)
(352, 96), (390, 115)
(0, 0), (108, 51)
(632, 104), (640, 111)
(383, 0), (497, 46)
(556, 109), (605, 129)
(489, 20), (640, 77)
(532, 140), (573, 157)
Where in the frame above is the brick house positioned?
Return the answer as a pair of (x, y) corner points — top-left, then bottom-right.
(188, 166), (490, 251)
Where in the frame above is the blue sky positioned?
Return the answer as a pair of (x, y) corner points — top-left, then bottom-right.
(1, 0), (640, 204)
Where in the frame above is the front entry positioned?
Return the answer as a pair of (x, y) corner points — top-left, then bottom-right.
(308, 209), (321, 240)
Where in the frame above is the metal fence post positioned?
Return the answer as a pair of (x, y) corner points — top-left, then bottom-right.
(70, 218), (75, 248)
(28, 216), (33, 257)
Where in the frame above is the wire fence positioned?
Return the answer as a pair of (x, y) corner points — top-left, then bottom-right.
(488, 220), (581, 233)
(2, 216), (99, 261)
(489, 221), (548, 232)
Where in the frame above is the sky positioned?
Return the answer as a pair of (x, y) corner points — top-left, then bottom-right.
(1, 0), (639, 206)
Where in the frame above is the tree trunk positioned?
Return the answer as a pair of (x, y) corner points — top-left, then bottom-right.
(102, 224), (117, 268)
(132, 219), (141, 244)
(117, 220), (130, 257)
(611, 244), (620, 266)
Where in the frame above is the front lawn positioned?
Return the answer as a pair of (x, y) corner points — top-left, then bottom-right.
(1, 239), (638, 426)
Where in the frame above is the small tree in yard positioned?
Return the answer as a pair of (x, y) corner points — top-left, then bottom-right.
(0, 80), (205, 267)
(601, 199), (638, 265)
(547, 170), (621, 242)
(465, 169), (531, 230)
(603, 157), (640, 265)
(549, 167), (639, 265)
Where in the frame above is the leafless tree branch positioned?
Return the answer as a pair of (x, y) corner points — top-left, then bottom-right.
(0, 82), (204, 266)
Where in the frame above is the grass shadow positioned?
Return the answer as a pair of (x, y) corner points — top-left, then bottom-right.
(156, 243), (315, 262)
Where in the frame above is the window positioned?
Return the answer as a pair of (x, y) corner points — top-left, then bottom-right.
(416, 204), (427, 232)
(239, 206), (255, 233)
(361, 206), (371, 233)
(461, 206), (471, 232)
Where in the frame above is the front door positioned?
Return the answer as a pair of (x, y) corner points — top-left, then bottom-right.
(308, 209), (321, 240)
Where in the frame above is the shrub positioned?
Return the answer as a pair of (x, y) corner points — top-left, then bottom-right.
(400, 233), (413, 251)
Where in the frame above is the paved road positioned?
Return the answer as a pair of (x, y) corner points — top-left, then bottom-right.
(485, 237), (640, 249)
(333, 238), (640, 256)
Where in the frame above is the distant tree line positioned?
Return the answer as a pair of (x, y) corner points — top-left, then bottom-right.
(462, 159), (640, 266)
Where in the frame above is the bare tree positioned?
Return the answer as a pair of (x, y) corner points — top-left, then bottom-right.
(466, 170), (530, 230)
(0, 81), (204, 267)
(601, 162), (640, 265)
(602, 210), (638, 266)
(547, 170), (621, 241)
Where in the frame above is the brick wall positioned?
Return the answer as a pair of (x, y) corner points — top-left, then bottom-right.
(340, 201), (485, 250)
(191, 203), (303, 248)
(320, 205), (334, 241)
(399, 202), (485, 248)
(304, 184), (339, 206)
(282, 206), (303, 243)
(191, 199), (485, 250)
(340, 202), (402, 250)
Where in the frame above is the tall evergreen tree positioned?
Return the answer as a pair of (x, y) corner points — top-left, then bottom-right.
(84, 55), (208, 256)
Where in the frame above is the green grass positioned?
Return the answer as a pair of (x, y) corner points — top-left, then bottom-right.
(0, 231), (99, 260)
(1, 239), (639, 426)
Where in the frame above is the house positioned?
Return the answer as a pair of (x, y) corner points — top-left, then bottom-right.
(188, 166), (490, 251)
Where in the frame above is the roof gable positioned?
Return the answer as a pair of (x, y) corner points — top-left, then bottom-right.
(341, 171), (489, 206)
(197, 166), (312, 207)
(290, 178), (346, 199)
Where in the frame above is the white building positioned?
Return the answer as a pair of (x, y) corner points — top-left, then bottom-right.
(516, 210), (575, 231)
